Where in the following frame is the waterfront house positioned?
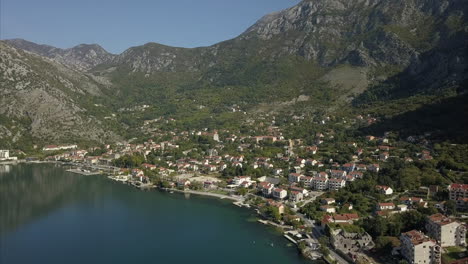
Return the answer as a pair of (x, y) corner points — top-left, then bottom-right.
(204, 181), (215, 189)
(266, 200), (285, 214)
(132, 169), (145, 182)
(233, 176), (251, 186)
(240, 181), (252, 188)
(132, 169), (144, 177)
(0, 150), (10, 160)
(258, 182), (274, 197)
(177, 179), (191, 188)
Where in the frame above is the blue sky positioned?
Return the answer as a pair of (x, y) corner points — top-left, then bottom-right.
(1, 0), (300, 53)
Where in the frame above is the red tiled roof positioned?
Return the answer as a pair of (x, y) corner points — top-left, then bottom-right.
(402, 230), (433, 245)
(428, 213), (454, 226)
(450, 183), (468, 190)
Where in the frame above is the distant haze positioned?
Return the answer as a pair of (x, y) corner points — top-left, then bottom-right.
(1, 0), (300, 53)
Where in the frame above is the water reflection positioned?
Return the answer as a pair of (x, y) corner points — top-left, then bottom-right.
(0, 164), (11, 174)
(0, 164), (105, 234)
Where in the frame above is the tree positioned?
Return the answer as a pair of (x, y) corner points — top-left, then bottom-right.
(363, 216), (388, 237)
(160, 181), (170, 188)
(237, 187), (248, 196)
(298, 241), (307, 251)
(445, 200), (457, 215)
(318, 236), (330, 257)
(262, 206), (281, 222)
(190, 181), (203, 190)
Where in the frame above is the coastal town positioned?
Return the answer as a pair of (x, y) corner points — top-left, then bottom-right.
(2, 112), (467, 264)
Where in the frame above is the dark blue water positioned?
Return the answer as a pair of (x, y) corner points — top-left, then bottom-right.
(0, 164), (313, 264)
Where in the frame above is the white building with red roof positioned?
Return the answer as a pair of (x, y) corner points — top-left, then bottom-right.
(272, 188), (287, 200)
(289, 191), (303, 202)
(399, 230), (441, 264)
(328, 178), (345, 191)
(312, 177), (328, 191)
(376, 185), (393, 195)
(299, 176), (313, 188)
(258, 182), (274, 196)
(330, 170), (347, 178)
(426, 213), (466, 247)
(376, 202), (395, 211)
(232, 176), (251, 186)
(449, 183), (468, 201)
(288, 173), (303, 183)
(321, 213), (359, 226)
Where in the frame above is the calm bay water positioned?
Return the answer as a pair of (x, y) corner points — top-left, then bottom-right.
(0, 164), (312, 264)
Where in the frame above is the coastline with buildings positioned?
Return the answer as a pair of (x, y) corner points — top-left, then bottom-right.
(2, 113), (467, 264)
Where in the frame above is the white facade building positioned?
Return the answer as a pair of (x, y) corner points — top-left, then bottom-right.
(399, 230), (441, 264)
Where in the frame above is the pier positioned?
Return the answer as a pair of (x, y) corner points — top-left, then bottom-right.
(66, 168), (101, 175)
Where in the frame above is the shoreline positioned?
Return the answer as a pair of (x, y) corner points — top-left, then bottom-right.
(9, 162), (321, 262)
(165, 188), (243, 202)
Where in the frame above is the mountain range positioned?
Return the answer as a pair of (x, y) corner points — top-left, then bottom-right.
(1, 0), (467, 148)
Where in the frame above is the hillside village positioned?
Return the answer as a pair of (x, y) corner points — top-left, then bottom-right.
(5, 111), (467, 264)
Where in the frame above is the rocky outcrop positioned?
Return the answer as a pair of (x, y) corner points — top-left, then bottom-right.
(0, 42), (118, 143)
(101, 0), (467, 87)
(4, 39), (115, 71)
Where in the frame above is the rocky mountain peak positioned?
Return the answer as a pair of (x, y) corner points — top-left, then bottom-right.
(3, 39), (116, 71)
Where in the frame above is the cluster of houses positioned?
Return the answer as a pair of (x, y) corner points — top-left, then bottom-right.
(34, 110), (468, 264)
(395, 213), (466, 264)
(375, 196), (429, 216)
(287, 162), (378, 192)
